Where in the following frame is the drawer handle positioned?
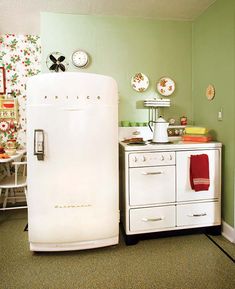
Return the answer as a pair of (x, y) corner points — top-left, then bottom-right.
(188, 213), (207, 217)
(142, 217), (164, 222)
(142, 171), (163, 175)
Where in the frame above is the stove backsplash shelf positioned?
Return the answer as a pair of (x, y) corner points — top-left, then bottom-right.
(118, 125), (185, 142)
(143, 98), (171, 122)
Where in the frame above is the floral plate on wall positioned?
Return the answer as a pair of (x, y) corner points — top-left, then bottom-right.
(131, 73), (149, 92)
(156, 77), (175, 96)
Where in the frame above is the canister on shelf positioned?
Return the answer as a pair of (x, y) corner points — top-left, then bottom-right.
(180, 115), (187, 125)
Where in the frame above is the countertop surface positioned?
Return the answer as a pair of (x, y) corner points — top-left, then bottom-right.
(119, 140), (222, 152)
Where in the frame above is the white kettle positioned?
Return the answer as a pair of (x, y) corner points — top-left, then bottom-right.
(148, 116), (169, 143)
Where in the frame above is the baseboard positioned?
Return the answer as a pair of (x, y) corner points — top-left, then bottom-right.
(222, 220), (235, 243)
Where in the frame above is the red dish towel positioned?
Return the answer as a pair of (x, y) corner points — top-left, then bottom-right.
(190, 154), (210, 191)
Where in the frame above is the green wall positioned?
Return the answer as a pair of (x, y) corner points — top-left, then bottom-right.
(41, 13), (192, 124)
(41, 7), (235, 227)
(192, 0), (235, 226)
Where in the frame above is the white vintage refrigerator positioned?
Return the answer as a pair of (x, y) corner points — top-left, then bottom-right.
(26, 72), (119, 251)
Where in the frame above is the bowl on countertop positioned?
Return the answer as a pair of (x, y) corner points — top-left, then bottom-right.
(4, 149), (16, 156)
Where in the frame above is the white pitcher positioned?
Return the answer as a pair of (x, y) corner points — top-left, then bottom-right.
(148, 116), (169, 143)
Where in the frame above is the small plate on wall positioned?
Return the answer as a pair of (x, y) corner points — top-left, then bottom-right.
(206, 84), (215, 100)
(156, 77), (175, 96)
(131, 73), (149, 92)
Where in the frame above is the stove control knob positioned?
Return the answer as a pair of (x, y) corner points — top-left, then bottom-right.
(161, 155), (164, 161)
(169, 154), (173, 160)
(142, 156), (146, 162)
(134, 156), (138, 162)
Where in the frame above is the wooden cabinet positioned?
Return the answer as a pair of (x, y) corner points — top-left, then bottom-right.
(119, 142), (222, 244)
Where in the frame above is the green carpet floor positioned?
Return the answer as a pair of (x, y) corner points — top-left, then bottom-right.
(208, 234), (235, 261)
(0, 210), (234, 289)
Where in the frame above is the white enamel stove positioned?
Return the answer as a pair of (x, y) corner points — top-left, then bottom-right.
(119, 140), (222, 244)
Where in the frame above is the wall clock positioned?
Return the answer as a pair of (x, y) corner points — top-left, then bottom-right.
(71, 50), (89, 68)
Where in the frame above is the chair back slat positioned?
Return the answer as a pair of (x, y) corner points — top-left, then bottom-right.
(0, 160), (27, 210)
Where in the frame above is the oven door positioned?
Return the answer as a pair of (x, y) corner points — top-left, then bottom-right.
(129, 166), (175, 206)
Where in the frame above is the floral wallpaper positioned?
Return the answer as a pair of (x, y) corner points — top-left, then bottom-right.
(0, 34), (41, 146)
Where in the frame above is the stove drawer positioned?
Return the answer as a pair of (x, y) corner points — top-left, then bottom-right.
(177, 202), (221, 227)
(130, 206), (175, 232)
(129, 152), (175, 167)
(129, 166), (175, 205)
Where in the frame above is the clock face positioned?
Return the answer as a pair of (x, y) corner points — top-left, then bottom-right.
(72, 50), (89, 68)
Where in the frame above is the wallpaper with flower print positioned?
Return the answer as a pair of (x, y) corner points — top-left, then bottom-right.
(0, 34), (41, 146)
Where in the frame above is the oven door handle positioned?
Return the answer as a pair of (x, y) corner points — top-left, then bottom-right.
(142, 171), (163, 175)
(142, 217), (164, 222)
(188, 213), (207, 217)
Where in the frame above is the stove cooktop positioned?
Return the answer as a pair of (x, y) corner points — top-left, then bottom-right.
(127, 140), (173, 146)
(120, 140), (221, 152)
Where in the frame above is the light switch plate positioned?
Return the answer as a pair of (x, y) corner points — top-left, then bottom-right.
(218, 109), (223, 121)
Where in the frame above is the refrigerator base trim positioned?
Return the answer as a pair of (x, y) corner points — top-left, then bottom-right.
(29, 236), (119, 252)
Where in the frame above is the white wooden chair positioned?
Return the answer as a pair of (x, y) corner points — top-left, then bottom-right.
(0, 161), (27, 210)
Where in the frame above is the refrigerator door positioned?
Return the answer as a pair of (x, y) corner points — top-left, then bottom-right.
(27, 72), (119, 251)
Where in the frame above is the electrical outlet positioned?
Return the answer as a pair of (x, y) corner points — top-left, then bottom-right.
(218, 108), (223, 121)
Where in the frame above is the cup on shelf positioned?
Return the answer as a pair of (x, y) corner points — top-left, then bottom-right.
(130, 122), (137, 127)
(121, 121), (130, 127)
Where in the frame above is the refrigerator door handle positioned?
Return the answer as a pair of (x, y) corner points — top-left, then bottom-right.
(34, 129), (44, 160)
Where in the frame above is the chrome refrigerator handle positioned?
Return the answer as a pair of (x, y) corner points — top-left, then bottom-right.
(34, 129), (44, 161)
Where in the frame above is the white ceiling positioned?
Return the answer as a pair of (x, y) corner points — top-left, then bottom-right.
(0, 0), (216, 34)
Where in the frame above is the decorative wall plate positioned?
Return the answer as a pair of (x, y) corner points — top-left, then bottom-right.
(156, 77), (175, 96)
(131, 73), (149, 92)
(206, 84), (215, 100)
(46, 52), (69, 72)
